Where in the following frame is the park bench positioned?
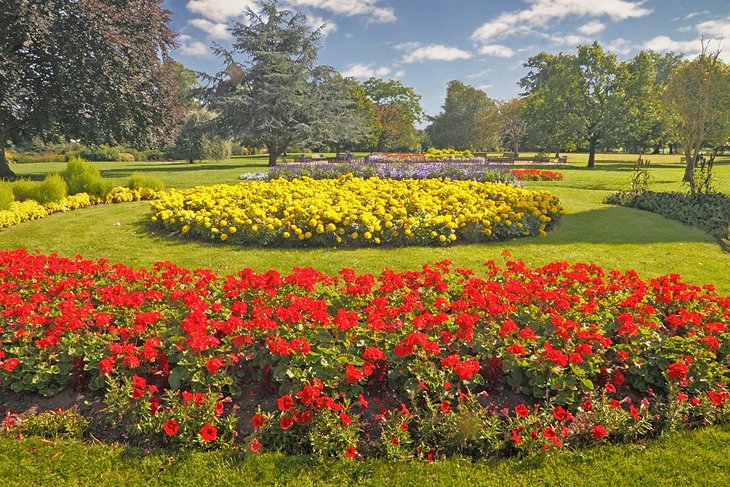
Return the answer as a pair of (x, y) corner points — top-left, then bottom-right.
(486, 157), (515, 165)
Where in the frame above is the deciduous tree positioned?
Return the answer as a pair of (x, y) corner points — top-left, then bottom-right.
(363, 78), (424, 152)
(0, 0), (180, 179)
(666, 44), (730, 193)
(427, 80), (501, 151)
(173, 109), (231, 164)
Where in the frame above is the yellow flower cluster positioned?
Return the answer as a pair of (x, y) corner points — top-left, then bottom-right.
(424, 148), (474, 159)
(149, 176), (563, 247)
(0, 187), (160, 230)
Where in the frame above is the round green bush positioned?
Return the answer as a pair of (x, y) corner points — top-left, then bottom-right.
(34, 174), (67, 204)
(127, 172), (165, 191)
(0, 182), (14, 210)
(11, 179), (38, 202)
(61, 157), (112, 197)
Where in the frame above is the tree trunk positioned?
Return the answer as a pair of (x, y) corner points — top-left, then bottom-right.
(267, 145), (278, 167)
(0, 140), (17, 181)
(587, 137), (597, 168)
(513, 140), (519, 157)
(682, 143), (696, 193)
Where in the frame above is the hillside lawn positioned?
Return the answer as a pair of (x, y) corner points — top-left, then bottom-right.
(1, 152), (729, 485)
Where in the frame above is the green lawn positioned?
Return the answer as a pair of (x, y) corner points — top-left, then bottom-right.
(2, 425), (729, 486)
(1, 152), (730, 484)
(3, 153), (729, 291)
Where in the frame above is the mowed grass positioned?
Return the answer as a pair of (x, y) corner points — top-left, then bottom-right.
(1, 153), (730, 485)
(2, 153), (729, 292)
(2, 425), (730, 486)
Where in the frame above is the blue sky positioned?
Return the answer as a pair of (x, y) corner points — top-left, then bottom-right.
(164, 0), (730, 119)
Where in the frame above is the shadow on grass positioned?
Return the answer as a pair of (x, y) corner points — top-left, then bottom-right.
(131, 204), (715, 257)
(550, 205), (713, 245)
(100, 162), (268, 180)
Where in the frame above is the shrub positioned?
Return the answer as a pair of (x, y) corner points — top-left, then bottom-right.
(33, 173), (68, 204)
(121, 148), (146, 161)
(14, 152), (66, 163)
(606, 190), (730, 250)
(88, 178), (115, 198)
(0, 183), (14, 211)
(119, 152), (136, 162)
(79, 145), (121, 162)
(61, 157), (113, 198)
(143, 149), (166, 161)
(12, 179), (39, 202)
(127, 172), (165, 191)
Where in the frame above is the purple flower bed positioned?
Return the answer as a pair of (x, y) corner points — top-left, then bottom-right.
(266, 160), (517, 184)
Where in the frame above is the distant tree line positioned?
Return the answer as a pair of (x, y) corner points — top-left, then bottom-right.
(2, 0), (728, 189)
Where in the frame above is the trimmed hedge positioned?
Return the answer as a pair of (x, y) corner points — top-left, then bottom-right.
(606, 191), (730, 251)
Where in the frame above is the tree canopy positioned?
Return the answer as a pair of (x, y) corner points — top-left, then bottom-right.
(426, 80), (501, 151)
(0, 0), (181, 179)
(209, 0), (366, 166)
(666, 44), (730, 193)
(363, 78), (424, 152)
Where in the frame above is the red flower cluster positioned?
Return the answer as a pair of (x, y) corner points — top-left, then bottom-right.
(0, 249), (729, 457)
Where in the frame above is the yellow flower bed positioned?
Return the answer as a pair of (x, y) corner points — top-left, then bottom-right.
(150, 176), (563, 247)
(0, 187), (159, 229)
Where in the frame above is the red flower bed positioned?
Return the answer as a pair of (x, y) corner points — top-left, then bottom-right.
(1, 249), (729, 458)
(510, 169), (564, 181)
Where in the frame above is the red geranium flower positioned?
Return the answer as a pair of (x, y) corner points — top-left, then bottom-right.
(515, 404), (530, 418)
(199, 423), (218, 442)
(280, 416), (294, 430)
(552, 406), (567, 421)
(2, 358), (19, 372)
(250, 438), (261, 453)
(163, 419), (179, 436)
(251, 413), (264, 429)
(440, 401), (451, 414)
(277, 394), (295, 411)
(591, 425), (607, 438)
(667, 362), (688, 379)
(345, 446), (357, 458)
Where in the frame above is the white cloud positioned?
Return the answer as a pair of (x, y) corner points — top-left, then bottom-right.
(341, 63), (391, 79)
(644, 35), (701, 53)
(393, 70), (405, 79)
(605, 37), (633, 55)
(578, 20), (606, 36)
(697, 17), (730, 38)
(684, 10), (710, 21)
(186, 0), (257, 23)
(400, 44), (472, 63)
(177, 35), (210, 57)
(477, 84), (494, 91)
(545, 33), (590, 46)
(188, 18), (233, 40)
(471, 0), (652, 43)
(477, 44), (515, 58)
(467, 68), (492, 79)
(286, 0), (396, 23)
(305, 13), (337, 36)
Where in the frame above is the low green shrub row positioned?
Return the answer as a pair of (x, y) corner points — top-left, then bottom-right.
(6, 159), (164, 207)
(10, 145), (168, 163)
(605, 190), (730, 250)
